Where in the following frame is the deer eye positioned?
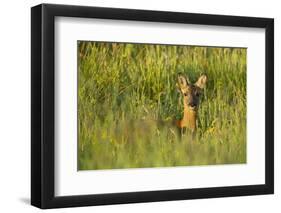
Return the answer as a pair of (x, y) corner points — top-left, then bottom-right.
(184, 93), (188, 96)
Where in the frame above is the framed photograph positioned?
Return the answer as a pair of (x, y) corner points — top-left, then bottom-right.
(31, 3), (274, 209)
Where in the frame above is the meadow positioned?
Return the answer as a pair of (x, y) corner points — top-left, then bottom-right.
(78, 41), (247, 170)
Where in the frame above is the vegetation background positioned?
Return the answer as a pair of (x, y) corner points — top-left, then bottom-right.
(78, 41), (247, 170)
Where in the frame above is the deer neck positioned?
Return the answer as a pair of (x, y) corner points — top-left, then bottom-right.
(179, 105), (197, 131)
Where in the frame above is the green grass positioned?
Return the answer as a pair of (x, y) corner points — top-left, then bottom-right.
(78, 41), (247, 170)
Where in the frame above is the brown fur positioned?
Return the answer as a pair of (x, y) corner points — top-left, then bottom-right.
(176, 74), (207, 133)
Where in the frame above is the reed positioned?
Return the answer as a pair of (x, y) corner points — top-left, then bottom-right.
(78, 42), (247, 170)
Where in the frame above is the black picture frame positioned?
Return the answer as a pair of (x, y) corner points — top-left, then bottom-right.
(31, 3), (274, 209)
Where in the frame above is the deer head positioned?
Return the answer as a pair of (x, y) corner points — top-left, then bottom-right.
(176, 74), (207, 132)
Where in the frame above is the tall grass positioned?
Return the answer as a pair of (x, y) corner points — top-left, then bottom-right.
(78, 41), (247, 170)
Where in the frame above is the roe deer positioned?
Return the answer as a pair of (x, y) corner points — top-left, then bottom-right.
(176, 74), (207, 134)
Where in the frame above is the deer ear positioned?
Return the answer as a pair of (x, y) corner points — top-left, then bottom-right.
(195, 75), (207, 89)
(177, 74), (189, 89)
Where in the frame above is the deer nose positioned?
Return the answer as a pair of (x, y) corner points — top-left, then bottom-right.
(190, 103), (196, 107)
